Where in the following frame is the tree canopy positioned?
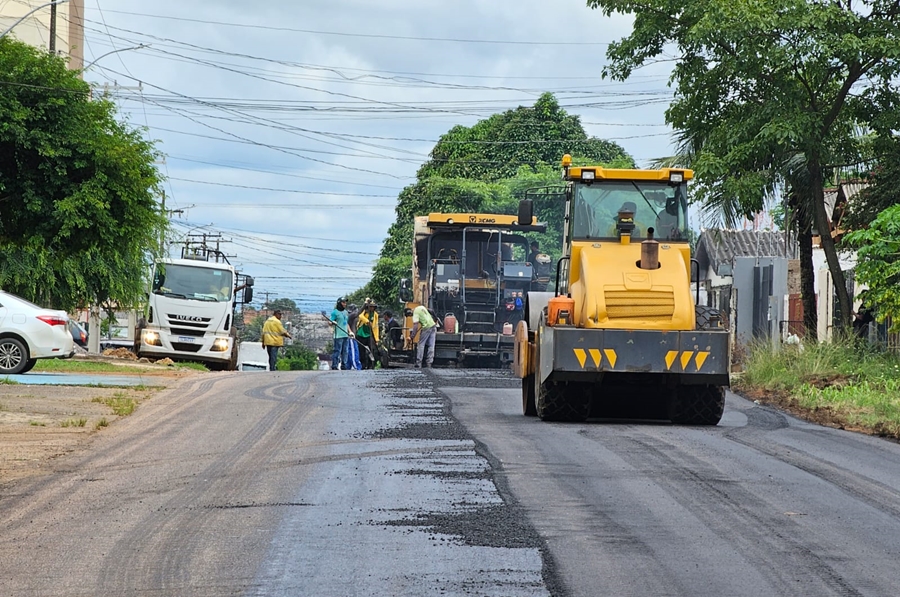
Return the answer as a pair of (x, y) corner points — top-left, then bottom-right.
(587, 0), (900, 330)
(418, 93), (629, 181)
(0, 38), (166, 311)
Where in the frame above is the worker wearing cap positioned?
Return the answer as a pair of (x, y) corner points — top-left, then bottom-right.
(262, 310), (291, 372)
(329, 297), (351, 370)
(357, 300), (380, 369)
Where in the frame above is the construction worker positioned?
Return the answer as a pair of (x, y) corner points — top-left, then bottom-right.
(329, 297), (351, 370)
(357, 300), (380, 369)
(408, 304), (437, 368)
(261, 310), (291, 371)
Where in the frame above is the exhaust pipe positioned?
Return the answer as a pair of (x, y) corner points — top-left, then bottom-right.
(641, 227), (659, 270)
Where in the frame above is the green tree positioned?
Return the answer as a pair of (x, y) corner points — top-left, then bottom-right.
(265, 298), (297, 312)
(587, 0), (900, 331)
(0, 38), (167, 311)
(844, 205), (900, 332)
(277, 344), (319, 370)
(419, 93), (631, 181)
(240, 313), (266, 342)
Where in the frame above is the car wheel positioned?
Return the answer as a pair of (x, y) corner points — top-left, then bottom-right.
(0, 337), (30, 375)
(20, 359), (37, 374)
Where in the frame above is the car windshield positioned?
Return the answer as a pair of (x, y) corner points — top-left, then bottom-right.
(152, 264), (234, 302)
(572, 180), (689, 241)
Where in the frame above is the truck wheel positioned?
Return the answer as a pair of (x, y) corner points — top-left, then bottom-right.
(0, 337), (29, 374)
(695, 305), (723, 330)
(522, 374), (536, 416)
(669, 385), (725, 425)
(225, 331), (239, 371)
(226, 345), (239, 371)
(537, 380), (590, 422)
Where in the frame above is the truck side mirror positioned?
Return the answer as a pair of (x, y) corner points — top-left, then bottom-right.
(398, 278), (413, 303)
(243, 287), (253, 303)
(245, 276), (254, 287)
(518, 199), (534, 226)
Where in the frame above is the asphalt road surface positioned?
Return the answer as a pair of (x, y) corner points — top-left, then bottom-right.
(2, 368), (900, 597)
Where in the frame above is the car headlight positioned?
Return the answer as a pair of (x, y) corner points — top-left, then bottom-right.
(211, 337), (230, 352)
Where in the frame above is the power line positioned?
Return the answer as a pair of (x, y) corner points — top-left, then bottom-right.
(93, 8), (611, 46)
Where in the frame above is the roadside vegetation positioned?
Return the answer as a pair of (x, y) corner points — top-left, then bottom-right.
(735, 340), (900, 440)
(32, 358), (208, 374)
(92, 393), (139, 417)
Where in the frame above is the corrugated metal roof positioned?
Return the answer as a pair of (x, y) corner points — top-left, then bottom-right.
(696, 229), (795, 276)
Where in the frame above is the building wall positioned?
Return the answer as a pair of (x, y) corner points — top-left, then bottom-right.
(0, 0), (83, 70)
(813, 248), (858, 342)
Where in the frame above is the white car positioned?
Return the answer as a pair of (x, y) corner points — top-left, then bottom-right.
(0, 290), (75, 375)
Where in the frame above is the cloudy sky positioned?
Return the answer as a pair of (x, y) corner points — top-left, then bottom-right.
(76, 0), (677, 311)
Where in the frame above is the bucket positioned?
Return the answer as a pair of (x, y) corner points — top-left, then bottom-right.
(547, 296), (575, 326)
(443, 313), (457, 334)
(502, 322), (513, 335)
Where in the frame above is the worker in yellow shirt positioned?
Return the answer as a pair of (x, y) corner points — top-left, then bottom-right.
(356, 300), (380, 369)
(261, 310), (291, 371)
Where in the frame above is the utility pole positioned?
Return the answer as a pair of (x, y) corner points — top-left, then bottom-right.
(49, 0), (56, 54)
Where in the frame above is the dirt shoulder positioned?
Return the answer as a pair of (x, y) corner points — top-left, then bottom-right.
(0, 358), (201, 484)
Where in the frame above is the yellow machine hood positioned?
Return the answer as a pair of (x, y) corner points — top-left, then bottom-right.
(568, 241), (695, 331)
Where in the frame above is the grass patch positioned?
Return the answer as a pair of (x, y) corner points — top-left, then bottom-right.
(61, 418), (88, 428)
(0, 377), (20, 385)
(33, 360), (131, 373)
(92, 392), (138, 416)
(175, 362), (209, 372)
(95, 418), (109, 429)
(29, 420), (45, 426)
(736, 340), (900, 439)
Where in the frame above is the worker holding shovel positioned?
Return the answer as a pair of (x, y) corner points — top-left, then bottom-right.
(328, 297), (351, 370)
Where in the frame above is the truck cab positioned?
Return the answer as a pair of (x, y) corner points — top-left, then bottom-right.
(136, 249), (253, 370)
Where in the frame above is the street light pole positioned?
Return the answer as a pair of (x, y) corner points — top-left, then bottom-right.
(0, 0), (69, 42)
(82, 44), (147, 71)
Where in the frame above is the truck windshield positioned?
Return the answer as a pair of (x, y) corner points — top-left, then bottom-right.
(572, 181), (689, 241)
(152, 264), (235, 302)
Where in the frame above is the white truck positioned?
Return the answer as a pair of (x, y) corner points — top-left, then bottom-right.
(135, 250), (253, 370)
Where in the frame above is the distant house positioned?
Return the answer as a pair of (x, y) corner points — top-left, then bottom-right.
(695, 229), (797, 347)
(696, 181), (870, 346)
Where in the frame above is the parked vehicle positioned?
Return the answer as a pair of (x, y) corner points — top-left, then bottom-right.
(135, 244), (253, 370)
(0, 290), (76, 375)
(68, 320), (88, 349)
